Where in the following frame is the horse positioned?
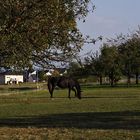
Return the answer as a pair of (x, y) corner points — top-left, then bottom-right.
(47, 76), (81, 99)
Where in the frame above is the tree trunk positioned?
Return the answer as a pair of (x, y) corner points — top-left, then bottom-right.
(127, 75), (131, 86)
(109, 71), (114, 87)
(135, 72), (139, 85)
(110, 78), (114, 86)
(99, 75), (102, 85)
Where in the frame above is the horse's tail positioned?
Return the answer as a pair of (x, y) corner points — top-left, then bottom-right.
(75, 80), (82, 99)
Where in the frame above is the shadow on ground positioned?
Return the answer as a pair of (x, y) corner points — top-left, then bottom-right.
(0, 111), (140, 129)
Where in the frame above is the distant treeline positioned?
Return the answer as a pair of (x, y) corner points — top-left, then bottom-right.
(68, 28), (140, 86)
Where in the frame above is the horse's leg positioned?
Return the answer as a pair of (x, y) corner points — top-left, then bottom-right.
(68, 88), (71, 99)
(48, 83), (54, 98)
(50, 87), (54, 98)
(72, 87), (77, 97)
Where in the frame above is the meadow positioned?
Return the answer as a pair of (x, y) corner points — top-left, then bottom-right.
(0, 84), (140, 140)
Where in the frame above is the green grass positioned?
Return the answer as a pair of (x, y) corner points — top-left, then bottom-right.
(0, 87), (140, 139)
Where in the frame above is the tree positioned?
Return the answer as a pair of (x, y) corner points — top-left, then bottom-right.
(0, 0), (94, 69)
(100, 44), (122, 86)
(67, 61), (83, 78)
(84, 52), (104, 85)
(118, 31), (140, 85)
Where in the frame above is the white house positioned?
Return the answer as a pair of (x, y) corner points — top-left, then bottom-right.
(0, 72), (23, 84)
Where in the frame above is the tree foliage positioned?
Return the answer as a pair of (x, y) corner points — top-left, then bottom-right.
(0, 0), (93, 69)
(83, 27), (140, 86)
(118, 31), (140, 84)
(101, 44), (122, 86)
(84, 52), (104, 84)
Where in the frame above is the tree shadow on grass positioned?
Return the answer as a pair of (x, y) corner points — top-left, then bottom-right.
(82, 96), (140, 99)
(9, 87), (37, 91)
(0, 111), (140, 129)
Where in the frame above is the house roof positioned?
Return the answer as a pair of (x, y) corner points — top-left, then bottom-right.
(0, 71), (23, 76)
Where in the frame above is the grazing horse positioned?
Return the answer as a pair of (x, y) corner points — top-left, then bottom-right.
(47, 76), (81, 99)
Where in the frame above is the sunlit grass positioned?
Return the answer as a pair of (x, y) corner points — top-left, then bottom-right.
(0, 87), (140, 139)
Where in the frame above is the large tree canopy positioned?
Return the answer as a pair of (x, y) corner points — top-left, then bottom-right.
(0, 0), (93, 69)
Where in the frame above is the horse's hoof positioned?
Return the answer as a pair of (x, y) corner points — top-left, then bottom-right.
(50, 97), (54, 100)
(50, 96), (54, 100)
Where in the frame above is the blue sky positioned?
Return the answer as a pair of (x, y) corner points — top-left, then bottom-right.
(78, 0), (140, 55)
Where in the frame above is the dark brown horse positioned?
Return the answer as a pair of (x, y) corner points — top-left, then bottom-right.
(47, 76), (81, 99)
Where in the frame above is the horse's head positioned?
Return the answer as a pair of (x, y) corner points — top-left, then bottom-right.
(77, 90), (82, 99)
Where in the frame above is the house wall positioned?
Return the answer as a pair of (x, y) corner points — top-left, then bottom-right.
(5, 75), (23, 84)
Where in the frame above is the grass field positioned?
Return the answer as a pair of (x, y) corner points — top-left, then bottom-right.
(0, 86), (140, 140)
